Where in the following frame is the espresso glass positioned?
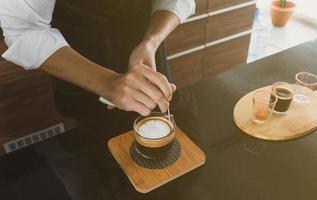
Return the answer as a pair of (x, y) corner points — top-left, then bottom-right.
(271, 82), (295, 115)
(252, 90), (277, 124)
(133, 112), (175, 160)
(294, 72), (317, 104)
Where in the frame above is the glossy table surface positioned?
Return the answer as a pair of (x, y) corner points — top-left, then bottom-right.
(1, 39), (317, 200)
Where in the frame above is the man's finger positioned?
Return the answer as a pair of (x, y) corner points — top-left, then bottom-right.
(129, 100), (151, 116)
(133, 90), (157, 110)
(144, 59), (156, 71)
(143, 68), (173, 101)
(157, 100), (169, 113)
(131, 75), (166, 106)
(136, 76), (169, 112)
(170, 83), (177, 92)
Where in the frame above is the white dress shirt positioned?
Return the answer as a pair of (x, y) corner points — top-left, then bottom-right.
(0, 0), (195, 70)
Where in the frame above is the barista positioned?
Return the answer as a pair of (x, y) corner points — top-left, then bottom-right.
(0, 0), (195, 199)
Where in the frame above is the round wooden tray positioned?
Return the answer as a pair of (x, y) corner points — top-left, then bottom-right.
(233, 86), (317, 140)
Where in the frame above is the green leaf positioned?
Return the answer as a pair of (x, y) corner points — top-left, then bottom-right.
(280, 0), (286, 8)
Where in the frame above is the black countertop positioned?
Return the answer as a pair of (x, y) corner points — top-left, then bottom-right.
(1, 39), (317, 200)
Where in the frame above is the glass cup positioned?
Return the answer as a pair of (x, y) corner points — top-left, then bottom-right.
(133, 112), (175, 160)
(252, 90), (277, 125)
(271, 82), (295, 115)
(294, 72), (317, 104)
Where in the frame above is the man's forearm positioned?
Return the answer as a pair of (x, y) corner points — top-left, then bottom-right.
(41, 46), (174, 114)
(143, 10), (180, 49)
(41, 46), (119, 97)
(128, 10), (181, 70)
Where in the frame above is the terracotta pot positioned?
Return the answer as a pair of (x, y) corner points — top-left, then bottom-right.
(270, 1), (296, 27)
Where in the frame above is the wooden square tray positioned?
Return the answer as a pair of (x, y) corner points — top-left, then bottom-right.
(107, 127), (206, 193)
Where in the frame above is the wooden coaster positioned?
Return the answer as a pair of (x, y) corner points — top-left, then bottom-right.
(234, 86), (317, 140)
(107, 127), (206, 193)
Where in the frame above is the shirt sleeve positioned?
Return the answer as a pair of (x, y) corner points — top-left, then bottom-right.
(152, 0), (196, 23)
(0, 0), (69, 70)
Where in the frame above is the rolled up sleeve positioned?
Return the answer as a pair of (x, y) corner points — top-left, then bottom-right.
(0, 0), (69, 70)
(152, 0), (196, 23)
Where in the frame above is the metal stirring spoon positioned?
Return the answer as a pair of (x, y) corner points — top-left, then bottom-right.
(100, 96), (172, 121)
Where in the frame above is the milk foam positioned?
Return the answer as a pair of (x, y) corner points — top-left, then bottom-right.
(138, 119), (171, 139)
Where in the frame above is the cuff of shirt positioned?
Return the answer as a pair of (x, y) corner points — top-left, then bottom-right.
(2, 28), (69, 70)
(152, 1), (196, 23)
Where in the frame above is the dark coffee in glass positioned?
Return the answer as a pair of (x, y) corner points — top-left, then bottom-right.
(271, 82), (294, 115)
(134, 113), (175, 160)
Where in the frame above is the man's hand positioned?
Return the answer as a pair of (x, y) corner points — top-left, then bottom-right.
(103, 64), (176, 116)
(128, 38), (176, 115)
(129, 39), (158, 71)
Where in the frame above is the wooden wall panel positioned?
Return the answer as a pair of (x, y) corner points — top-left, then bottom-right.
(165, 19), (206, 55)
(0, 62), (62, 155)
(208, 0), (251, 12)
(206, 5), (255, 42)
(194, 0), (208, 16)
(169, 50), (203, 88)
(202, 35), (250, 77)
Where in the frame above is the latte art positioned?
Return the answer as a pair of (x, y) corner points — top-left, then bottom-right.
(138, 119), (171, 139)
(134, 113), (176, 159)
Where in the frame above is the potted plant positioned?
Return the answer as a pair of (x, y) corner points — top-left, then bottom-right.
(270, 0), (296, 27)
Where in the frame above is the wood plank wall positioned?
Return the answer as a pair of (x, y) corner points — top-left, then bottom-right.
(166, 0), (256, 88)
